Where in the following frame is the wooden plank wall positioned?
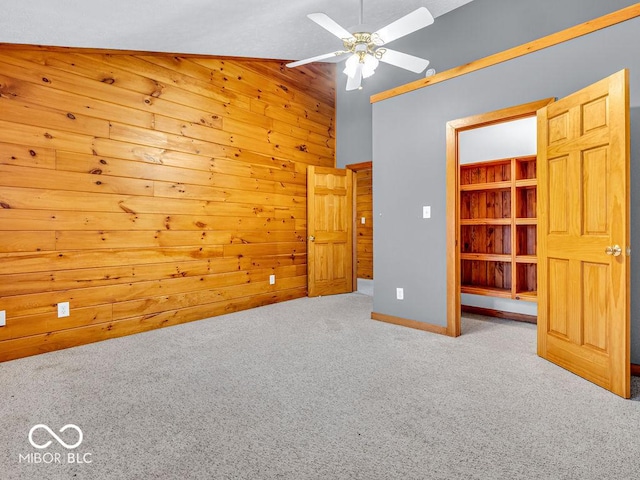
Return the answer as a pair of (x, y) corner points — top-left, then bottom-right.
(356, 168), (373, 279)
(0, 46), (336, 362)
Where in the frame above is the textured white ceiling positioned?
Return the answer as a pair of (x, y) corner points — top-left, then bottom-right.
(1, 0), (473, 60)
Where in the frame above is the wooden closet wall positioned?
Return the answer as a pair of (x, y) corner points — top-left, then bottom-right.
(0, 46), (336, 361)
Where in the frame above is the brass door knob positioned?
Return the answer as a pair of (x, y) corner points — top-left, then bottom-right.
(605, 245), (622, 256)
(308, 235), (315, 242)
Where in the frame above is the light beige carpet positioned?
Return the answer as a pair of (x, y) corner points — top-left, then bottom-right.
(1, 293), (638, 479)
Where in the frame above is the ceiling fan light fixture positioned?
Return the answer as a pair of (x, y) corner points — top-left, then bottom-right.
(343, 53), (360, 78)
(344, 50), (378, 79)
(362, 54), (379, 79)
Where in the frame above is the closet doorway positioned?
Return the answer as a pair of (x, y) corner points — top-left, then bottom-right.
(446, 98), (552, 335)
(347, 161), (373, 296)
(446, 70), (631, 398)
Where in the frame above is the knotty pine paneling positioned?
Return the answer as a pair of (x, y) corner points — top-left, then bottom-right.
(356, 168), (373, 279)
(0, 46), (335, 361)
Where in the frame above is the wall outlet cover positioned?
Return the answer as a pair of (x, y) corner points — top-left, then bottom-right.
(0, 310), (5, 327)
(269, 274), (276, 285)
(423, 206), (431, 219)
(58, 302), (70, 318)
(396, 288), (404, 300)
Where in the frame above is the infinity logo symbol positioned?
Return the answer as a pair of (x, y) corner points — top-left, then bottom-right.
(28, 424), (83, 450)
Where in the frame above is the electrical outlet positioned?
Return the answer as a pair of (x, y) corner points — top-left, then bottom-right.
(423, 206), (431, 219)
(361, 217), (366, 224)
(0, 310), (6, 327)
(396, 288), (404, 300)
(57, 302), (70, 318)
(269, 274), (276, 285)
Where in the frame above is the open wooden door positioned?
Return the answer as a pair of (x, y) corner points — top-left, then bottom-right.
(307, 166), (354, 297)
(537, 69), (630, 398)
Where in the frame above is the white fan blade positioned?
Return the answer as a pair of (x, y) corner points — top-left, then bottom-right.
(374, 7), (434, 45)
(345, 64), (363, 91)
(308, 13), (355, 41)
(378, 49), (430, 73)
(287, 51), (348, 68)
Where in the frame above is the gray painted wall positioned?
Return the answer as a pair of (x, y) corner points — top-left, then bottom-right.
(632, 106), (640, 364)
(372, 16), (640, 362)
(336, 0), (639, 167)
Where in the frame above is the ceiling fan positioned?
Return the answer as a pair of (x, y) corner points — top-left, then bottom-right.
(286, 1), (434, 90)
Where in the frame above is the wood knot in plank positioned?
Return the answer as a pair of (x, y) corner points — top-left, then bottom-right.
(67, 113), (76, 120)
(279, 85), (289, 92)
(44, 133), (53, 139)
(101, 77), (115, 84)
(143, 153), (162, 164)
(0, 202), (11, 209)
(297, 145), (308, 152)
(90, 168), (102, 175)
(42, 77), (50, 83)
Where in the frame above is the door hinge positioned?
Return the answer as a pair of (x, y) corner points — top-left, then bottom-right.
(626, 246), (631, 256)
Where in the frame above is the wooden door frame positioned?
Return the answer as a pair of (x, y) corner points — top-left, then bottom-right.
(445, 99), (555, 337)
(346, 161), (373, 292)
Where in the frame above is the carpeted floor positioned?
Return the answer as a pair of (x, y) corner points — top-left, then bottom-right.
(1, 293), (638, 479)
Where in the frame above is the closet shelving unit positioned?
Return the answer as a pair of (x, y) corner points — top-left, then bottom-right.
(459, 155), (537, 301)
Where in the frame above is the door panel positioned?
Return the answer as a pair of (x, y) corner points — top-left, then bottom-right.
(582, 262), (608, 351)
(548, 258), (569, 338)
(307, 166), (353, 297)
(537, 69), (630, 398)
(548, 157), (569, 233)
(582, 147), (609, 234)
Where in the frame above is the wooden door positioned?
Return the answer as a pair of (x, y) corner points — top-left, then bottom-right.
(537, 70), (630, 398)
(307, 166), (354, 297)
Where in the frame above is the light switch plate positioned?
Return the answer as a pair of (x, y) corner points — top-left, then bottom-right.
(361, 217), (366, 224)
(396, 288), (404, 300)
(423, 206), (431, 219)
(269, 274), (276, 285)
(0, 310), (5, 327)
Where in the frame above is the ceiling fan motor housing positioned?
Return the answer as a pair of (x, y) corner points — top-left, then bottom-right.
(344, 32), (383, 58)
